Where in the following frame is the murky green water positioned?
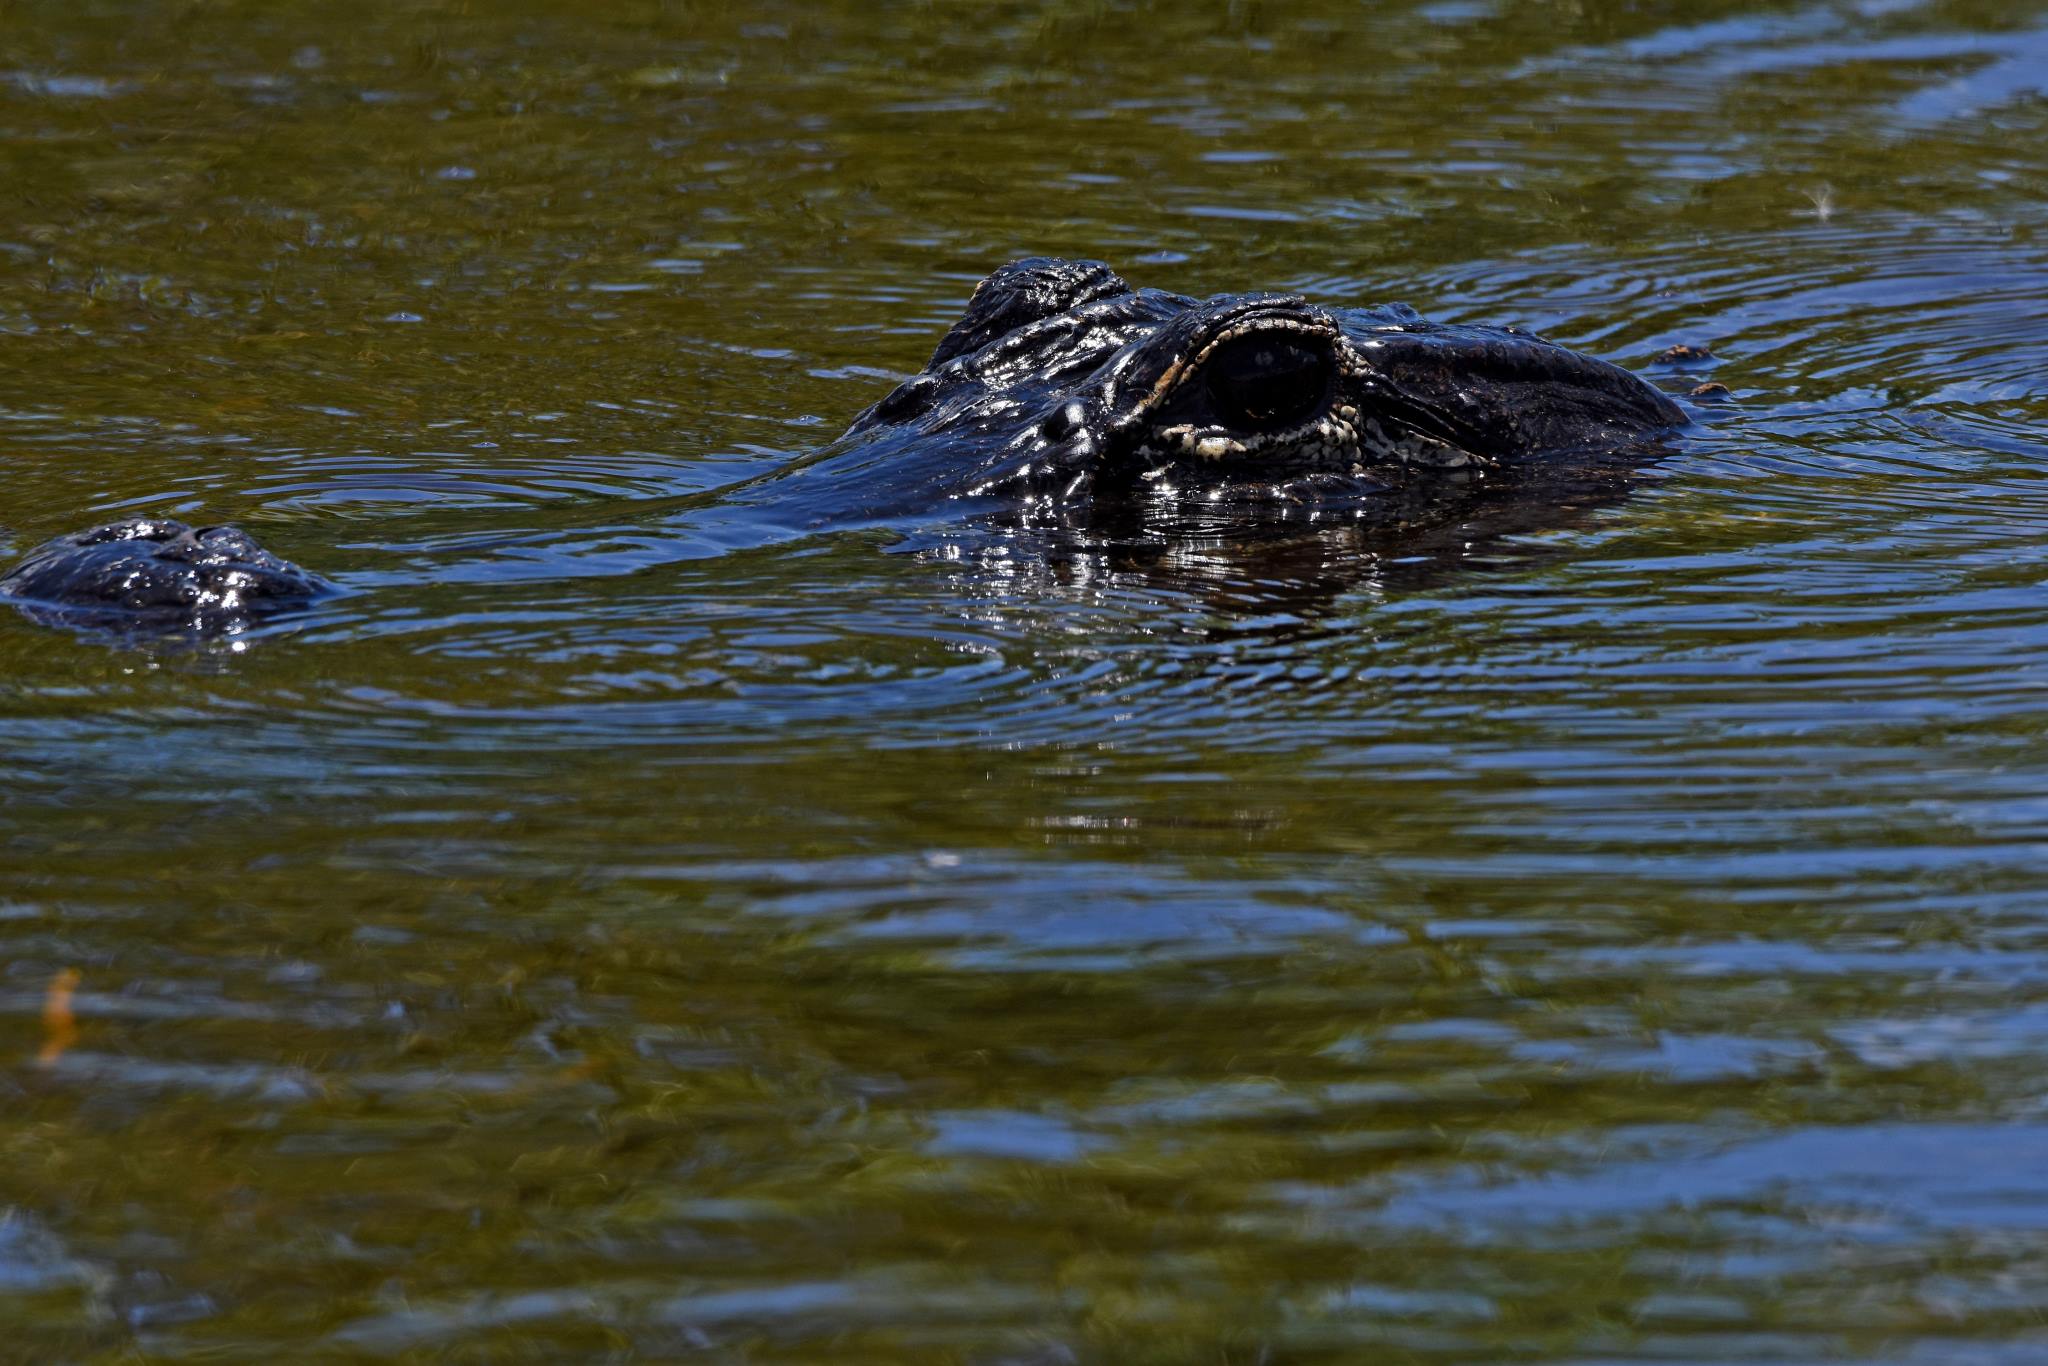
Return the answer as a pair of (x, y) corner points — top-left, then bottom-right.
(6, 1), (2048, 1359)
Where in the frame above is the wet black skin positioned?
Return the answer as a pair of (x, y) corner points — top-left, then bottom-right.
(750, 256), (1685, 529)
(0, 519), (337, 637)
(0, 257), (1688, 636)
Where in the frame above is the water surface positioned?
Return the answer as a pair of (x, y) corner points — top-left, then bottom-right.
(6, 1), (2048, 1359)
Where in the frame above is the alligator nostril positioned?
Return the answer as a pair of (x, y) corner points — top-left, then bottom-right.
(1041, 401), (1087, 442)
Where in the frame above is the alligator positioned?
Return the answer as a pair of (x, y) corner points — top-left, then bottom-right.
(0, 257), (1688, 636)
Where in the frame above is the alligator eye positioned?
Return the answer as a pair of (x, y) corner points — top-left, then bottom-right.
(1204, 335), (1330, 432)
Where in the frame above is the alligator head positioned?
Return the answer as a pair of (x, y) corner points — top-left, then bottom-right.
(767, 256), (1687, 523)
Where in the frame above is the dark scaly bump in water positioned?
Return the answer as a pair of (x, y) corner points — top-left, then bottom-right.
(7, 2), (2048, 1361)
(0, 519), (334, 637)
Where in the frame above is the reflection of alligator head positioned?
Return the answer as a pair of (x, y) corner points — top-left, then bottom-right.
(0, 257), (1689, 637)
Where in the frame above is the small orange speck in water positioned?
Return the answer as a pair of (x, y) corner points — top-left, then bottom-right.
(37, 968), (80, 1067)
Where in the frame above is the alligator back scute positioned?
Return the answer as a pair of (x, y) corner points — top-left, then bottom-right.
(0, 518), (334, 636)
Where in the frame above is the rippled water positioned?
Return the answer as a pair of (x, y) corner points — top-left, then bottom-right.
(7, 1), (2048, 1359)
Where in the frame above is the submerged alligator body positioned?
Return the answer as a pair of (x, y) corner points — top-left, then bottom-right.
(0, 257), (1687, 636)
